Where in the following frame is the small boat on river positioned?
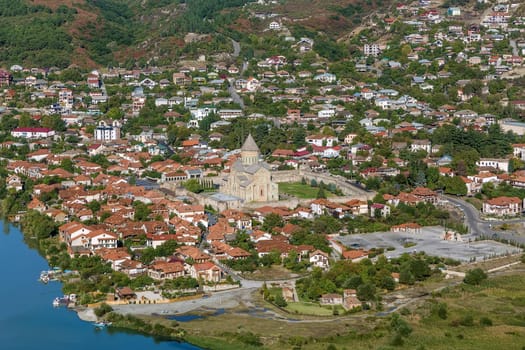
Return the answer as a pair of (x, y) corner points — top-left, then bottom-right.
(39, 273), (49, 284)
(94, 321), (112, 328)
(52, 294), (76, 307)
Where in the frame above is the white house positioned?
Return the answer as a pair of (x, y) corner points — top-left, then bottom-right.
(246, 77), (261, 92)
(513, 144), (525, 160)
(318, 109), (336, 118)
(58, 89), (74, 110)
(313, 73), (337, 83)
(269, 21), (281, 30)
(344, 133), (358, 144)
(305, 134), (338, 147)
(11, 127), (55, 139)
(309, 250), (330, 269)
(476, 158), (509, 172)
(190, 107), (217, 121)
(410, 140), (432, 153)
(88, 230), (118, 249)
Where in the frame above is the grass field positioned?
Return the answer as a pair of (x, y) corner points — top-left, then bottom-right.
(279, 182), (335, 199)
(242, 265), (301, 281)
(179, 267), (525, 349)
(285, 302), (343, 316)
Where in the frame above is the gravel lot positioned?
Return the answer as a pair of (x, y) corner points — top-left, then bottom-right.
(110, 287), (256, 316)
(336, 226), (522, 262)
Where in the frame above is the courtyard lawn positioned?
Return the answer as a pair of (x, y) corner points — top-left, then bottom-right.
(279, 182), (335, 199)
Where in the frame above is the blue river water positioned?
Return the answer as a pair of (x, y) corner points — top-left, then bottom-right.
(0, 223), (200, 350)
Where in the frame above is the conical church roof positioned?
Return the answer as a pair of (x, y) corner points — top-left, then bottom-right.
(241, 133), (260, 152)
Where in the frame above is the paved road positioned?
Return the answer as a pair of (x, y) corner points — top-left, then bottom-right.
(445, 196), (525, 245)
(228, 38), (245, 109)
(228, 83), (245, 109)
(231, 39), (240, 57)
(510, 39), (519, 57)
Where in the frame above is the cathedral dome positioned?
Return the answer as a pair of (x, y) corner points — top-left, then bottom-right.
(240, 134), (260, 165)
(241, 133), (260, 152)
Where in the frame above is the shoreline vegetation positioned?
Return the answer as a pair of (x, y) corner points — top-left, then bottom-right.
(14, 221), (188, 343)
(12, 214), (525, 349)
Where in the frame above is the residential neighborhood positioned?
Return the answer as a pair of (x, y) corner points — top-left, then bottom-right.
(2, 0), (525, 347)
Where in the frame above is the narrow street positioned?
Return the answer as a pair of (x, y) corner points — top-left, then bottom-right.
(510, 39), (519, 57)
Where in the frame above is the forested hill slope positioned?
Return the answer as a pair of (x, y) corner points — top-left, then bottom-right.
(0, 0), (259, 68)
(0, 0), (386, 69)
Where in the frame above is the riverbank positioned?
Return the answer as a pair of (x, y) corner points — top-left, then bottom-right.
(109, 287), (255, 317)
(10, 206), (525, 350)
(77, 258), (525, 350)
(0, 222), (201, 350)
(149, 266), (525, 350)
(77, 308), (98, 322)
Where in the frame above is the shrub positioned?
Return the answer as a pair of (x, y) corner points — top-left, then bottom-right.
(236, 331), (262, 347)
(399, 307), (411, 316)
(431, 302), (448, 320)
(480, 317), (493, 326)
(274, 294), (288, 308)
(332, 307), (339, 316)
(391, 313), (412, 337)
(464, 268), (487, 285)
(449, 319), (460, 327)
(94, 302), (113, 317)
(459, 315), (474, 327)
(390, 333), (404, 346)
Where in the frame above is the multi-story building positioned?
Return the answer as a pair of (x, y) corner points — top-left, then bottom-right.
(94, 120), (121, 142)
(483, 196), (522, 217)
(58, 89), (74, 110)
(364, 43), (381, 56)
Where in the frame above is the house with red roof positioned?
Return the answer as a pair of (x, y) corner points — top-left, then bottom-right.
(482, 196), (522, 217)
(342, 249), (369, 262)
(411, 187), (439, 204)
(28, 197), (47, 213)
(190, 262), (222, 283)
(391, 223), (422, 234)
(148, 261), (185, 280)
(87, 230), (118, 249)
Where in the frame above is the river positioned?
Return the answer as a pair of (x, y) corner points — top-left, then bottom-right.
(0, 223), (200, 350)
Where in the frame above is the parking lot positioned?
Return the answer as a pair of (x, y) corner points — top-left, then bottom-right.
(336, 226), (522, 262)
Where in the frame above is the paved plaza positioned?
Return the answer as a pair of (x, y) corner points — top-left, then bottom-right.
(336, 226), (522, 262)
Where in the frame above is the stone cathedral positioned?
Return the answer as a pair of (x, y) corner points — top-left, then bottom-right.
(221, 134), (279, 202)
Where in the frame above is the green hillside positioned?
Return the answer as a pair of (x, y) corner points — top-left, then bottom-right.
(0, 0), (380, 68)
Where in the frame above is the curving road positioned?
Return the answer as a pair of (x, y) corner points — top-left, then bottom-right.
(445, 196), (525, 245)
